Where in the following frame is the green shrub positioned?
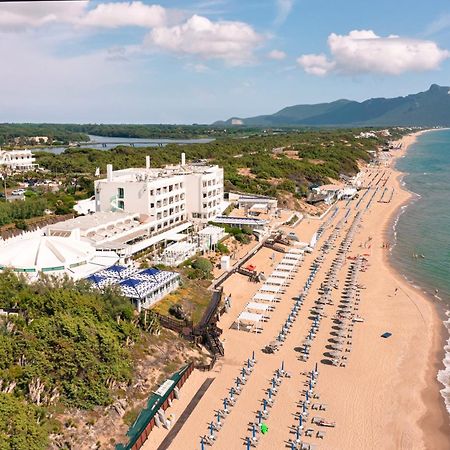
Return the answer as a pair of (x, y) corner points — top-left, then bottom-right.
(192, 257), (213, 274)
(217, 242), (229, 254)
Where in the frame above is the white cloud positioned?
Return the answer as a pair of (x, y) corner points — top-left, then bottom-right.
(0, 1), (87, 30)
(79, 1), (168, 28)
(424, 14), (450, 36)
(268, 49), (287, 60)
(298, 30), (450, 76)
(275, 0), (295, 26)
(297, 53), (335, 76)
(145, 15), (264, 65)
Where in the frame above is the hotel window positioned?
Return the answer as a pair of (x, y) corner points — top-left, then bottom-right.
(169, 185), (173, 192)
(150, 189), (154, 196)
(157, 212), (162, 220)
(118, 200), (125, 209)
(150, 203), (155, 208)
(180, 182), (183, 188)
(156, 188), (161, 195)
(118, 188), (124, 199)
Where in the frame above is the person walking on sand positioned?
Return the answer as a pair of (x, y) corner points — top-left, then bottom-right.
(395, 287), (399, 295)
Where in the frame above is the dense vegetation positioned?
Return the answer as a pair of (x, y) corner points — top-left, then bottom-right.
(0, 273), (151, 447)
(36, 129), (376, 198)
(0, 123), (268, 145)
(0, 124), (88, 146)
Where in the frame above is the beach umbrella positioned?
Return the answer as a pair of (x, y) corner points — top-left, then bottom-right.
(296, 425), (301, 442)
(223, 398), (228, 412)
(281, 361), (285, 372)
(252, 423), (257, 440)
(209, 422), (215, 437)
(268, 388), (273, 400)
(260, 423), (269, 435)
(298, 414), (303, 428)
(246, 437), (251, 450)
(257, 410), (262, 424)
(252, 350), (255, 361)
(201, 437), (205, 450)
(217, 410), (221, 424)
(263, 399), (268, 412)
(315, 362), (318, 373)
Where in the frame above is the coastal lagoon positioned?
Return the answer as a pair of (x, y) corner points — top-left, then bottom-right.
(39, 135), (215, 155)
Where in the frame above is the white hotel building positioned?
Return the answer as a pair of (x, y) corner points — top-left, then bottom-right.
(0, 149), (36, 171)
(94, 154), (224, 236)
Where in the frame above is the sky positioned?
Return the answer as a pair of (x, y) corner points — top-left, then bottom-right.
(1, 0), (450, 123)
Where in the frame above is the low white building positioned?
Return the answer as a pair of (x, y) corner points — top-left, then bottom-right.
(0, 149), (36, 171)
(87, 266), (180, 311)
(228, 193), (278, 214)
(0, 233), (119, 279)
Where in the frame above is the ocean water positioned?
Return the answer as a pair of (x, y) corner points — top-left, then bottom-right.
(390, 129), (450, 414)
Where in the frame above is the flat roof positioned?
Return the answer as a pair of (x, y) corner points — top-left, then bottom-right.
(99, 164), (221, 183)
(47, 212), (138, 232)
(213, 216), (268, 226)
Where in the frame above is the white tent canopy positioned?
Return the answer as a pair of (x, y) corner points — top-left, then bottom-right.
(276, 263), (297, 272)
(260, 284), (282, 293)
(246, 301), (270, 312)
(266, 277), (289, 286)
(237, 311), (262, 322)
(270, 270), (291, 279)
(253, 292), (277, 302)
(279, 259), (299, 267)
(283, 253), (303, 260)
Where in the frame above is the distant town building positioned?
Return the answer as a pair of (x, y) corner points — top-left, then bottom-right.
(29, 136), (49, 144)
(0, 149), (36, 171)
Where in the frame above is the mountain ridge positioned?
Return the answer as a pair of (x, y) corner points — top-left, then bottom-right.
(215, 84), (450, 127)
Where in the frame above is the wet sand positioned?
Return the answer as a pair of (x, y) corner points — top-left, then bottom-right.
(143, 131), (449, 450)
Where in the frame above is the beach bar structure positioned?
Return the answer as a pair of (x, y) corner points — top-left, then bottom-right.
(88, 266), (180, 311)
(116, 363), (194, 450)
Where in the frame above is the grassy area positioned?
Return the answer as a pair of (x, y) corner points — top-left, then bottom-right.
(152, 278), (212, 326)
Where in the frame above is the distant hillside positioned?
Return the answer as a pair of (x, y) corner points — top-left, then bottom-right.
(215, 84), (450, 127)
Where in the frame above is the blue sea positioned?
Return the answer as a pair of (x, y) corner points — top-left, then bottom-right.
(390, 129), (450, 413)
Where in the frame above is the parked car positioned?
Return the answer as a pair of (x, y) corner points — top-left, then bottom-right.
(11, 189), (26, 196)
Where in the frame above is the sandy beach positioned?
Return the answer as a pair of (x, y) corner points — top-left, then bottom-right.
(143, 131), (450, 450)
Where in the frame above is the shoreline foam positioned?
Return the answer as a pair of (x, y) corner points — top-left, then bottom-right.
(386, 130), (450, 443)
